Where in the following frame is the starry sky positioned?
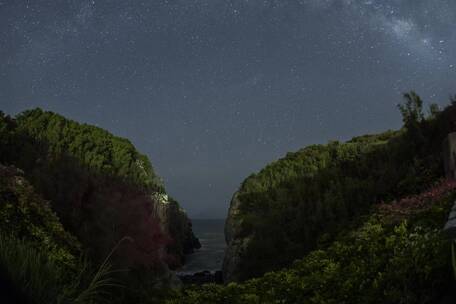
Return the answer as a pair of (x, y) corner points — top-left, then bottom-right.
(1, 0), (456, 218)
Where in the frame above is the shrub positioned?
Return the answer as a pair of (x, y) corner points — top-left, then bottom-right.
(229, 94), (453, 280)
(169, 180), (455, 303)
(0, 164), (80, 268)
(0, 233), (120, 304)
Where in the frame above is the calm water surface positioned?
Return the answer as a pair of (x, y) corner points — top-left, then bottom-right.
(178, 219), (226, 274)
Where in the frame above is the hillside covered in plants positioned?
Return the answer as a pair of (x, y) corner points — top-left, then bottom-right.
(223, 93), (456, 282)
(167, 94), (456, 303)
(2, 93), (456, 304)
(0, 164), (101, 303)
(0, 109), (199, 303)
(171, 179), (456, 303)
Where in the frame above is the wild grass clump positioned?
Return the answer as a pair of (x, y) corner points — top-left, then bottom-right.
(0, 234), (64, 303)
(0, 233), (123, 304)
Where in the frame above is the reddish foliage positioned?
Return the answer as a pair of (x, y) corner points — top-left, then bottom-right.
(112, 192), (172, 268)
(377, 179), (456, 220)
(72, 178), (173, 270)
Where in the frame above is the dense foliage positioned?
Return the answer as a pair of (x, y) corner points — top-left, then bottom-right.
(0, 165), (116, 304)
(0, 109), (185, 303)
(169, 179), (456, 303)
(0, 233), (70, 303)
(0, 109), (176, 267)
(0, 232), (122, 304)
(1, 93), (455, 303)
(228, 93), (454, 279)
(0, 108), (164, 192)
(0, 164), (80, 268)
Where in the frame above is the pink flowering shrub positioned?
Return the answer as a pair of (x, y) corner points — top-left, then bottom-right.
(377, 179), (456, 221)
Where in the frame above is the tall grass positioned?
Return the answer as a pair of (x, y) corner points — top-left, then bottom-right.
(0, 233), (63, 303)
(0, 234), (127, 304)
(73, 237), (132, 304)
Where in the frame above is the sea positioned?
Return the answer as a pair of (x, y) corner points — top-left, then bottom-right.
(178, 219), (226, 274)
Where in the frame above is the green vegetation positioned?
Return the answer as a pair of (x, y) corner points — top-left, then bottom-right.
(1, 108), (164, 192)
(0, 165), (116, 304)
(0, 109), (178, 303)
(169, 180), (456, 303)
(0, 233), (69, 303)
(1, 92), (456, 303)
(0, 164), (80, 268)
(0, 109), (172, 267)
(0, 233), (120, 304)
(229, 92), (453, 279)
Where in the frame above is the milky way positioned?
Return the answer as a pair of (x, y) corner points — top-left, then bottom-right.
(1, 0), (456, 218)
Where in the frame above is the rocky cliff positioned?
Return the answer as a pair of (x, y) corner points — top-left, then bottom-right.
(223, 192), (250, 282)
(152, 193), (201, 268)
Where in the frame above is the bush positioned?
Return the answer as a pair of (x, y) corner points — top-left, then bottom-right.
(170, 180), (456, 304)
(230, 94), (453, 279)
(0, 233), (67, 303)
(0, 164), (80, 268)
(0, 233), (120, 304)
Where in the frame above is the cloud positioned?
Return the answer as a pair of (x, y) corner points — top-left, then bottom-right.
(372, 14), (440, 60)
(389, 19), (415, 40)
(309, 0), (447, 61)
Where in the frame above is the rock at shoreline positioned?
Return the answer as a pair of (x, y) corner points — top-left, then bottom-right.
(178, 270), (223, 285)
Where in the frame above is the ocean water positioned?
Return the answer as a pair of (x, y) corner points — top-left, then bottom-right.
(178, 219), (226, 274)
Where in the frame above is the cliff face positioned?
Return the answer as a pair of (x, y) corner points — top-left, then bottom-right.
(223, 192), (250, 282)
(152, 193), (201, 269)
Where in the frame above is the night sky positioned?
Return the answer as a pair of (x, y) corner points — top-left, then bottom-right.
(1, 0), (456, 218)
